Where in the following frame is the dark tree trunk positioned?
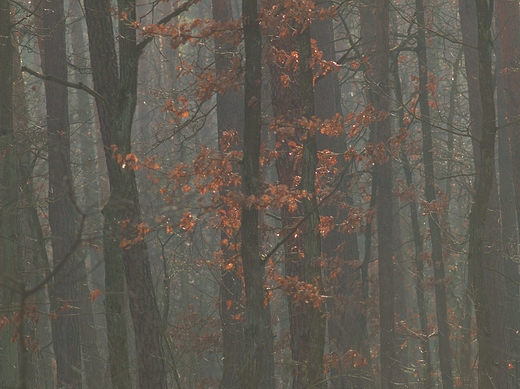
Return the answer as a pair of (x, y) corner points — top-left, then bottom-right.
(40, 1), (82, 387)
(0, 1), (21, 387)
(495, 19), (520, 388)
(69, 2), (105, 387)
(466, 1), (499, 387)
(390, 54), (433, 388)
(497, 0), (520, 254)
(313, 9), (370, 387)
(459, 1), (509, 386)
(372, 0), (398, 387)
(83, 2), (131, 387)
(414, 0), (454, 386)
(84, 0), (170, 387)
(212, 0), (245, 387)
(267, 13), (310, 389)
(240, 0), (275, 386)
(297, 22), (326, 389)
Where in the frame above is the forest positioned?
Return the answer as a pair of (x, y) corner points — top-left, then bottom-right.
(0, 0), (518, 388)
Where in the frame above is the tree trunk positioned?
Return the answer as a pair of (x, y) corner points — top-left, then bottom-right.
(390, 53), (434, 388)
(240, 0), (275, 386)
(0, 1), (21, 387)
(212, 0), (245, 387)
(69, 2), (105, 387)
(495, 19), (520, 388)
(459, 1), (509, 386)
(467, 1), (498, 387)
(84, 0), (168, 387)
(414, 0), (454, 386)
(497, 0), (520, 256)
(373, 0), (398, 387)
(267, 11), (311, 389)
(297, 22), (326, 389)
(40, 1), (82, 386)
(313, 10), (371, 386)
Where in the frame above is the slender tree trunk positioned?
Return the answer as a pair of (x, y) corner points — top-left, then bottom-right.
(267, 10), (311, 389)
(69, 2), (105, 387)
(212, 0), (245, 386)
(414, 1), (454, 386)
(467, 2), (498, 387)
(459, 1), (509, 386)
(390, 53), (434, 388)
(0, 2), (21, 387)
(495, 22), (520, 389)
(297, 22), (326, 389)
(40, 1), (82, 387)
(313, 11), (370, 386)
(372, 0), (398, 387)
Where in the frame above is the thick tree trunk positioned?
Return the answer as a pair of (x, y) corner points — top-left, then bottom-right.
(40, 1), (82, 387)
(84, 0), (168, 387)
(83, 3), (131, 387)
(313, 12), (370, 386)
(496, 4), (520, 385)
(497, 0), (520, 253)
(240, 0), (275, 386)
(414, 1), (454, 386)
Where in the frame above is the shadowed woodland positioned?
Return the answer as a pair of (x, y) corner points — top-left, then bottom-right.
(0, 0), (519, 388)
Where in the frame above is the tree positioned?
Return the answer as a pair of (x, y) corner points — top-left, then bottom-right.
(40, 1), (83, 386)
(240, 0), (275, 386)
(82, 0), (194, 387)
(414, 0), (454, 385)
(0, 1), (21, 386)
(297, 18), (326, 389)
(466, 0), (499, 386)
(459, 0), (509, 386)
(372, 0), (399, 386)
(212, 0), (245, 386)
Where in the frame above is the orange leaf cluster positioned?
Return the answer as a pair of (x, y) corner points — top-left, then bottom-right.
(276, 275), (324, 308)
(325, 350), (368, 370)
(120, 222), (151, 249)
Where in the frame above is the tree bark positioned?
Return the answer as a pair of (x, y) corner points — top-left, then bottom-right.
(414, 0), (454, 386)
(240, 0), (275, 386)
(467, 1), (498, 387)
(69, 2), (105, 387)
(212, 0), (245, 387)
(0, 1), (21, 387)
(459, 1), (509, 386)
(373, 0), (398, 387)
(497, 0), (520, 254)
(40, 1), (82, 386)
(390, 53), (433, 388)
(313, 9), (370, 387)
(495, 10), (520, 384)
(267, 11), (311, 389)
(297, 22), (326, 389)
(84, 0), (169, 387)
